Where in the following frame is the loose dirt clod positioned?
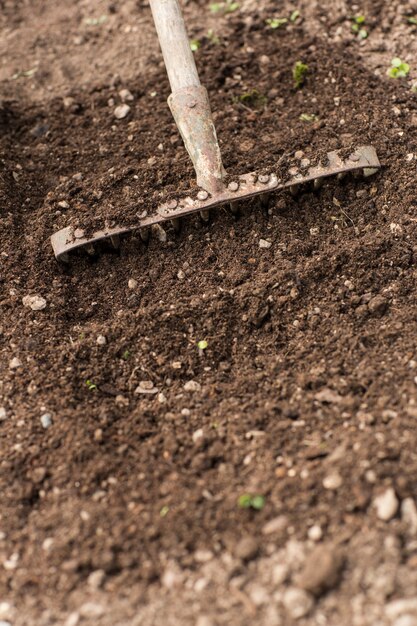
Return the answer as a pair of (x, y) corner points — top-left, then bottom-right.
(295, 545), (345, 596)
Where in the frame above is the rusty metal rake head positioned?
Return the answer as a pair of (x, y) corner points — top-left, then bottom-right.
(51, 145), (380, 262)
(50, 0), (381, 263)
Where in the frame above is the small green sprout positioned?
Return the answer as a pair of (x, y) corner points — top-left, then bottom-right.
(293, 61), (308, 89)
(388, 57), (410, 78)
(84, 15), (107, 26)
(290, 10), (300, 22)
(206, 29), (221, 45)
(86, 379), (97, 391)
(236, 89), (267, 109)
(351, 15), (368, 39)
(121, 350), (131, 361)
(11, 67), (37, 80)
(238, 493), (266, 510)
(197, 340), (208, 350)
(190, 39), (201, 52)
(266, 17), (288, 29)
(299, 113), (318, 122)
(160, 505), (170, 517)
(407, 17), (417, 25)
(209, 0), (239, 14)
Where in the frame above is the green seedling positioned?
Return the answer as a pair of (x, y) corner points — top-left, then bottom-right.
(197, 340), (208, 350)
(351, 15), (368, 39)
(299, 113), (318, 122)
(160, 505), (170, 517)
(210, 0), (239, 14)
(86, 379), (97, 391)
(12, 67), (37, 80)
(238, 493), (265, 510)
(190, 39), (201, 52)
(388, 57), (410, 78)
(266, 17), (288, 29)
(407, 17), (417, 25)
(290, 10), (300, 22)
(206, 29), (220, 45)
(236, 89), (267, 109)
(121, 350), (131, 361)
(293, 61), (308, 88)
(84, 15), (107, 26)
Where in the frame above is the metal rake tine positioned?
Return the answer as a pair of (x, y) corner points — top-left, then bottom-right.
(110, 234), (120, 249)
(199, 209), (210, 223)
(170, 217), (181, 232)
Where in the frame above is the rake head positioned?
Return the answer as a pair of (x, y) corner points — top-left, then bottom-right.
(51, 145), (380, 263)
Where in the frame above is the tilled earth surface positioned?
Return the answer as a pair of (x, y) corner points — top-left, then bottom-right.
(1, 1), (417, 625)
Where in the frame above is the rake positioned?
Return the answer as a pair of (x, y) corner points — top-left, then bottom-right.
(51, 0), (381, 262)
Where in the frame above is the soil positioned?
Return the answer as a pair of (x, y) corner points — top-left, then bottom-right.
(1, 1), (417, 625)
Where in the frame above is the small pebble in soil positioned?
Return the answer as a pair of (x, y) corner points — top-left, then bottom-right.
(135, 381), (158, 395)
(309, 227), (319, 237)
(282, 587), (314, 619)
(87, 569), (105, 589)
(40, 413), (52, 429)
(393, 616), (417, 626)
(296, 544), (344, 596)
(58, 200), (70, 209)
(322, 472), (343, 490)
(196, 617), (216, 626)
(114, 104), (130, 119)
(262, 515), (288, 535)
(184, 380), (201, 392)
(192, 428), (204, 443)
(0, 408), (7, 421)
(308, 525), (323, 542)
(368, 295), (388, 315)
(119, 88), (134, 102)
(390, 222), (403, 236)
(128, 278), (138, 289)
(65, 613), (80, 626)
(401, 498), (417, 535)
(9, 357), (22, 369)
(22, 294), (47, 311)
(374, 487), (399, 521)
(234, 536), (259, 561)
(96, 335), (107, 346)
(259, 238), (272, 249)
(177, 269), (185, 280)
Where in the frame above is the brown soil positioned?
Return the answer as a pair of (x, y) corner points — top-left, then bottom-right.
(1, 1), (417, 625)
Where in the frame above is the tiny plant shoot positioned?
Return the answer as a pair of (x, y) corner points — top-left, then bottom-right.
(190, 39), (201, 52)
(238, 493), (266, 510)
(290, 10), (300, 22)
(197, 340), (208, 350)
(407, 17), (417, 25)
(388, 57), (410, 78)
(209, 0), (239, 15)
(299, 113), (318, 122)
(236, 88), (267, 109)
(206, 29), (220, 45)
(351, 15), (368, 39)
(86, 379), (97, 391)
(266, 17), (288, 29)
(293, 61), (308, 88)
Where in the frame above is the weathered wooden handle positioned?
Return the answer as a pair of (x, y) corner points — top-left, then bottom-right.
(149, 0), (201, 92)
